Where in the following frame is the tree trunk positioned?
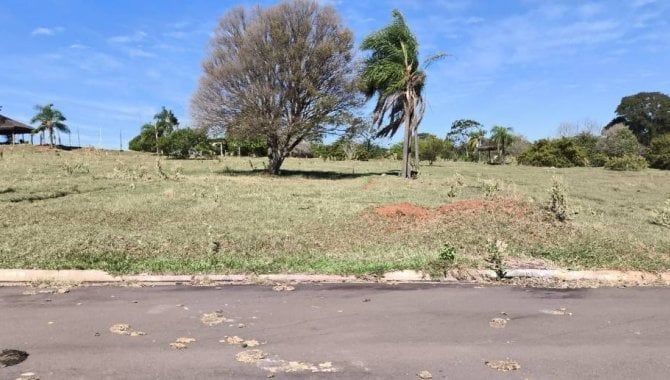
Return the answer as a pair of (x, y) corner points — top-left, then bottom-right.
(50, 129), (54, 148)
(155, 129), (159, 155)
(268, 150), (285, 175)
(413, 127), (420, 173)
(501, 138), (506, 162)
(401, 118), (411, 179)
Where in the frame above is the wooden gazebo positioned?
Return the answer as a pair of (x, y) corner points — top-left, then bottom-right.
(0, 114), (34, 144)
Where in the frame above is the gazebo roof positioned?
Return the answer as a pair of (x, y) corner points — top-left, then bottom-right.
(0, 114), (34, 135)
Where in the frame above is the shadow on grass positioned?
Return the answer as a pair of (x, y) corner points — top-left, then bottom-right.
(4, 185), (117, 203)
(216, 168), (400, 180)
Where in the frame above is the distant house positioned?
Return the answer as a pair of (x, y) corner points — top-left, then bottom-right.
(0, 114), (34, 144)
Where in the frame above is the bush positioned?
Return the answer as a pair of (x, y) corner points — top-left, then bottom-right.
(157, 128), (210, 159)
(596, 127), (639, 158)
(517, 138), (587, 168)
(588, 152), (609, 167)
(128, 130), (157, 152)
(419, 135), (446, 165)
(570, 132), (606, 167)
(604, 155), (648, 171)
(549, 176), (569, 221)
(388, 142), (403, 160)
(646, 134), (670, 170)
(356, 143), (387, 160)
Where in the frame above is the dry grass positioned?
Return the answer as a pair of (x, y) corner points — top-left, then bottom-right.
(1, 145), (669, 274)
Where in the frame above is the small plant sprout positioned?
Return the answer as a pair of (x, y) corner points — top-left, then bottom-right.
(486, 240), (508, 279)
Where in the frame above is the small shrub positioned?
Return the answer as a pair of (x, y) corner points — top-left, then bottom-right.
(485, 240), (507, 279)
(427, 243), (458, 279)
(604, 155), (648, 171)
(480, 179), (501, 198)
(651, 200), (670, 228)
(549, 176), (569, 221)
(439, 243), (457, 265)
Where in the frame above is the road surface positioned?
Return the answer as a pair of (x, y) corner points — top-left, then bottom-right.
(1, 283), (669, 379)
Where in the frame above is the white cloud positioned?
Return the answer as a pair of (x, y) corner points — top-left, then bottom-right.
(164, 31), (187, 39)
(631, 0), (656, 8)
(127, 48), (156, 58)
(108, 31), (147, 44)
(31, 26), (64, 36)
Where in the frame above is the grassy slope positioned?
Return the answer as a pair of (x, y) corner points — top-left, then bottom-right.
(1, 145), (669, 274)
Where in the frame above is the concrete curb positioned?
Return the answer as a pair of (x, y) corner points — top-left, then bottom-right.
(0, 268), (668, 286)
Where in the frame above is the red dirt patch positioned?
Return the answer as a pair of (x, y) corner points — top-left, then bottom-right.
(372, 198), (532, 223)
(438, 198), (529, 219)
(374, 203), (431, 219)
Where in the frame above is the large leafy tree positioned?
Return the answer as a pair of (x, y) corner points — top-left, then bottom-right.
(191, 0), (360, 175)
(448, 119), (483, 146)
(614, 92), (670, 145)
(360, 10), (445, 178)
(30, 103), (69, 148)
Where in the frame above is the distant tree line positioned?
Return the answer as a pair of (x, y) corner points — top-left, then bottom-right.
(128, 107), (211, 159)
(518, 91), (670, 171)
(129, 90), (670, 173)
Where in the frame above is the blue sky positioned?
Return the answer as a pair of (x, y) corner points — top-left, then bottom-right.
(1, 0), (669, 148)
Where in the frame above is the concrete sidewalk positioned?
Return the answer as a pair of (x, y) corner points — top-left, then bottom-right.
(1, 268), (669, 286)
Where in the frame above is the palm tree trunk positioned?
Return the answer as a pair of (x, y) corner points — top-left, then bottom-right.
(413, 126), (419, 173)
(401, 111), (411, 179)
(49, 128), (54, 148)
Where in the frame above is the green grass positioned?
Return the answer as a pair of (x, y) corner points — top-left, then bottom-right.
(1, 145), (669, 274)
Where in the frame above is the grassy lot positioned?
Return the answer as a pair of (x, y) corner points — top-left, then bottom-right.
(1, 145), (669, 275)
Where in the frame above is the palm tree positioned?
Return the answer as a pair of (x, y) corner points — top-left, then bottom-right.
(153, 107), (179, 154)
(30, 104), (69, 148)
(360, 10), (446, 178)
(490, 125), (514, 161)
(466, 130), (486, 162)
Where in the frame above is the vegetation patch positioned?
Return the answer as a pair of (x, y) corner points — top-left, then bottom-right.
(1, 147), (669, 275)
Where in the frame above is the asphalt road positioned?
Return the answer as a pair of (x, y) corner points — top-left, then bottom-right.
(1, 284), (669, 379)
